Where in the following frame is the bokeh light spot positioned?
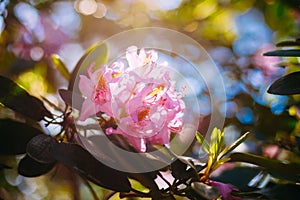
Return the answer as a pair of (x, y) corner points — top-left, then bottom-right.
(193, 0), (217, 20)
(30, 46), (44, 61)
(184, 21), (198, 32)
(14, 2), (39, 30)
(77, 0), (97, 15)
(93, 3), (107, 18)
(236, 107), (255, 124)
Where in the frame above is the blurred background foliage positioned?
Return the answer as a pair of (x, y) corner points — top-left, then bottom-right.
(1, 0), (300, 199)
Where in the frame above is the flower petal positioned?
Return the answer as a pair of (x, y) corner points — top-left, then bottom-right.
(79, 75), (93, 97)
(79, 99), (97, 121)
(126, 136), (147, 152)
(126, 46), (141, 69)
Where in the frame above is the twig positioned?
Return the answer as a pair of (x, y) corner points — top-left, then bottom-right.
(81, 178), (100, 200)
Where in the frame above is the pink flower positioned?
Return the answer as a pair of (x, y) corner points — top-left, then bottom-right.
(107, 47), (185, 152)
(79, 46), (185, 152)
(209, 180), (241, 200)
(78, 65), (114, 121)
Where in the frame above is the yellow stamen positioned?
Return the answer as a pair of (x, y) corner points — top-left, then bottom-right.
(97, 72), (107, 89)
(147, 84), (165, 98)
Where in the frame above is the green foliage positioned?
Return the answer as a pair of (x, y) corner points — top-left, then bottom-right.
(18, 155), (56, 177)
(267, 71), (300, 95)
(264, 38), (300, 95)
(0, 76), (52, 121)
(196, 128), (250, 182)
(230, 152), (300, 182)
(0, 119), (43, 155)
(26, 134), (56, 164)
(264, 49), (300, 57)
(50, 142), (131, 192)
(51, 54), (70, 81)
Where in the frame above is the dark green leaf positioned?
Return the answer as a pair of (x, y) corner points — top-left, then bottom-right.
(50, 142), (131, 192)
(276, 40), (300, 47)
(171, 157), (200, 181)
(85, 135), (168, 172)
(267, 71), (300, 95)
(218, 132), (250, 159)
(0, 76), (52, 120)
(211, 166), (262, 191)
(26, 134), (56, 164)
(259, 184), (300, 199)
(171, 158), (187, 180)
(296, 136), (300, 151)
(0, 119), (43, 155)
(191, 182), (220, 199)
(18, 155), (56, 177)
(58, 89), (72, 106)
(58, 89), (83, 109)
(0, 163), (12, 170)
(82, 135), (167, 192)
(263, 49), (300, 57)
(230, 152), (300, 182)
(234, 184), (300, 199)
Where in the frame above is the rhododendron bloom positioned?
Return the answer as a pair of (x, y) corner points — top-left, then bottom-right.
(78, 65), (113, 121)
(79, 46), (185, 152)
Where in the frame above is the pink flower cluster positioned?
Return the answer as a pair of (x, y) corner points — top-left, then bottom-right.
(78, 46), (185, 152)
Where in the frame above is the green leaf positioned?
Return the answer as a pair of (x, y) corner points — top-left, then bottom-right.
(50, 142), (131, 192)
(230, 153), (300, 182)
(218, 131), (250, 159)
(218, 130), (224, 155)
(263, 49), (300, 57)
(196, 131), (210, 154)
(258, 184), (300, 199)
(18, 155), (56, 177)
(267, 71), (300, 95)
(0, 119), (43, 155)
(51, 54), (70, 81)
(26, 134), (56, 164)
(0, 76), (52, 120)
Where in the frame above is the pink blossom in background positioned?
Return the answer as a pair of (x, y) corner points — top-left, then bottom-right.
(10, 12), (71, 61)
(209, 180), (241, 200)
(10, 2), (80, 61)
(79, 46), (185, 152)
(252, 44), (281, 76)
